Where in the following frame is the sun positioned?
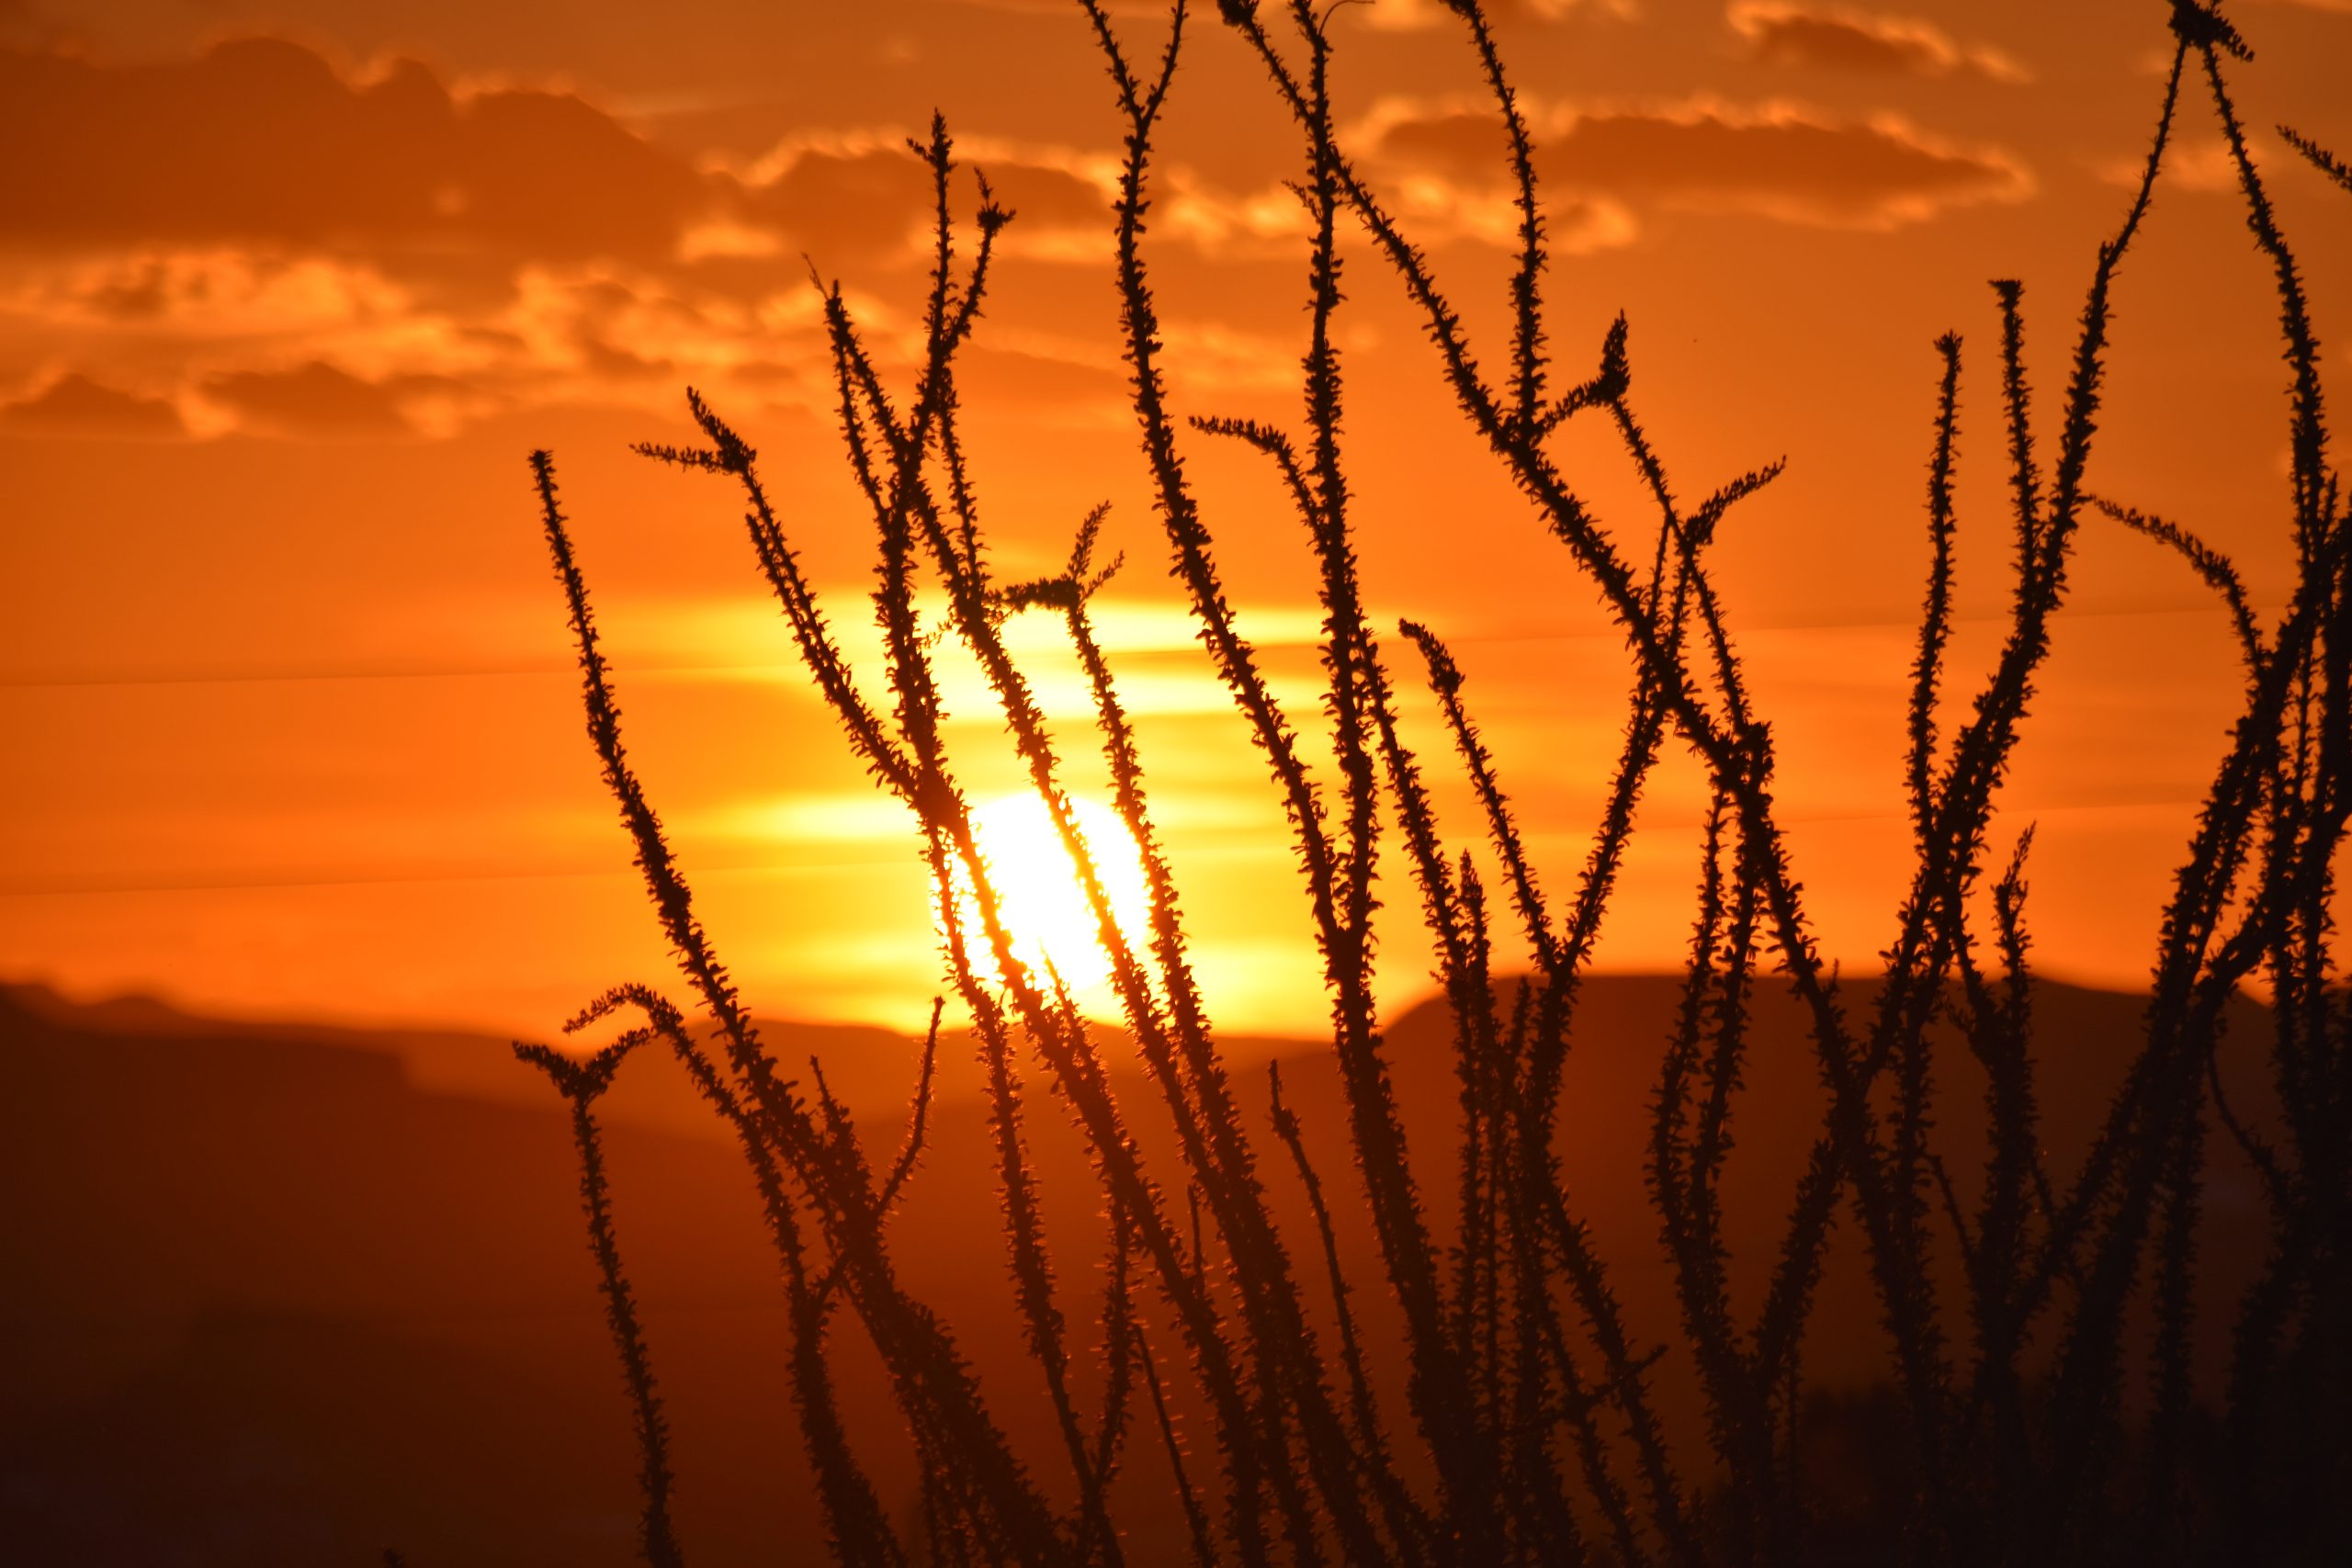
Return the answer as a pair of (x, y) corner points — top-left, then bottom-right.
(943, 793), (1157, 1000)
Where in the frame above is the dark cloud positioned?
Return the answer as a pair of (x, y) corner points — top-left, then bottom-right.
(82, 262), (173, 321)
(1727, 4), (2027, 84)
(1373, 98), (2027, 227)
(0, 39), (711, 273)
(0, 373), (186, 437)
(748, 147), (936, 266)
(1374, 110), (1533, 182)
(1555, 107), (2024, 220)
(0, 35), (1253, 434)
(580, 337), (679, 382)
(199, 360), (467, 436)
(0, 38), (1125, 288)
(741, 141), (1110, 270)
(981, 159), (1111, 233)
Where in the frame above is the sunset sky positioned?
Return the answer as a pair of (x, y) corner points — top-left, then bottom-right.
(3, 0), (2347, 1039)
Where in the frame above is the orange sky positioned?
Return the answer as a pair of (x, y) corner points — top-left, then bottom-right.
(3, 0), (2348, 1038)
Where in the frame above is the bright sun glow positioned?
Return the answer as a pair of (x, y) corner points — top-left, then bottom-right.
(944, 794), (1157, 998)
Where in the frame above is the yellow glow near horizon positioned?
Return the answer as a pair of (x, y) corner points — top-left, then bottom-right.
(945, 793), (1156, 1000)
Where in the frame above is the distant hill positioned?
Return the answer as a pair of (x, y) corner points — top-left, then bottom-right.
(0, 976), (2281, 1565)
(0, 980), (929, 1144)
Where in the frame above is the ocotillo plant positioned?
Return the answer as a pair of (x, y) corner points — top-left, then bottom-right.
(514, 2), (2349, 1563)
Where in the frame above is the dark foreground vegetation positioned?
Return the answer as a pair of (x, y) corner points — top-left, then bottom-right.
(509, 2), (2349, 1563)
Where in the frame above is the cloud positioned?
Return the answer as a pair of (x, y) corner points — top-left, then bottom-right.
(0, 39), (1114, 291)
(744, 146), (938, 267)
(0, 373), (186, 437)
(945, 0), (1625, 35)
(1552, 103), (2030, 223)
(980, 156), (1116, 239)
(1361, 0), (1632, 31)
(0, 35), (1514, 435)
(0, 39), (1154, 433)
(733, 128), (1121, 269)
(2091, 136), (2244, 196)
(198, 360), (474, 437)
(28, 251), (413, 337)
(1727, 4), (2029, 83)
(0, 40), (713, 279)
(1382, 175), (1641, 253)
(1366, 94), (2030, 228)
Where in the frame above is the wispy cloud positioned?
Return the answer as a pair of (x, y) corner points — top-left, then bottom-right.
(1363, 90), (2031, 229)
(0, 36), (1314, 433)
(1727, 3), (2030, 85)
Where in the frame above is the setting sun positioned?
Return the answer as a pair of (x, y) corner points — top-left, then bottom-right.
(943, 792), (1155, 1001)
